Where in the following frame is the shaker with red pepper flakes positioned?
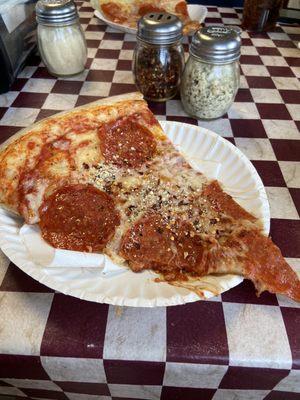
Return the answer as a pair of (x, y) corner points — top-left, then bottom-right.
(133, 12), (185, 102)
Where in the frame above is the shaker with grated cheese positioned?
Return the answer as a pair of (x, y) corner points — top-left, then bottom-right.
(180, 26), (241, 120)
(36, 0), (87, 77)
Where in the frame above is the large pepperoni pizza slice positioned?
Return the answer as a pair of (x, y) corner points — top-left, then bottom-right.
(94, 0), (201, 34)
(0, 92), (299, 302)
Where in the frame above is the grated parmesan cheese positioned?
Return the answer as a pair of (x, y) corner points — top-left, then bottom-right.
(89, 139), (235, 265)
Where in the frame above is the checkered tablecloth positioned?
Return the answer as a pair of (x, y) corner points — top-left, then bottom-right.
(0, 2), (299, 400)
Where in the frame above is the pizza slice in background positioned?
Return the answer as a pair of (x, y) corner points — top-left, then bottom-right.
(95, 0), (201, 33)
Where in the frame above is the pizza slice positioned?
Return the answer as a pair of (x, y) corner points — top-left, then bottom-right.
(0, 92), (299, 302)
(94, 0), (201, 33)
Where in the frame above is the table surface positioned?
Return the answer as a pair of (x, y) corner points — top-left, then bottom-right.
(0, 2), (299, 400)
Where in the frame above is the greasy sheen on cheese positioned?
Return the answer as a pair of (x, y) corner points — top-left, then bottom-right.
(0, 92), (299, 302)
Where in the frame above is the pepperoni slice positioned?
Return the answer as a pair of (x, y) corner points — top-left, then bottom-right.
(98, 115), (157, 168)
(138, 5), (163, 16)
(39, 184), (120, 252)
(202, 181), (256, 221)
(101, 2), (126, 23)
(175, 1), (188, 17)
(120, 213), (205, 280)
(234, 230), (300, 300)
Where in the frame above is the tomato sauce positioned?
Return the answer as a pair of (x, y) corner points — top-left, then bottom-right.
(61, 115), (97, 134)
(39, 184), (120, 252)
(98, 114), (157, 168)
(101, 2), (126, 23)
(27, 141), (36, 150)
(175, 1), (188, 17)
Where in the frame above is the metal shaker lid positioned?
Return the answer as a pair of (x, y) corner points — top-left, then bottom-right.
(190, 26), (241, 64)
(137, 12), (183, 45)
(36, 0), (78, 25)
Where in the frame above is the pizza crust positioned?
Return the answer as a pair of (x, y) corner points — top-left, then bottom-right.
(0, 92), (144, 153)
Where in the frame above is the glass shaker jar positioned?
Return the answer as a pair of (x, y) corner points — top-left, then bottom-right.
(36, 0), (87, 77)
(242, 0), (283, 32)
(181, 26), (241, 120)
(133, 12), (185, 102)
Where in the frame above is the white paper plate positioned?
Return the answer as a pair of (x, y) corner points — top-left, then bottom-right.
(0, 121), (270, 307)
(92, 2), (207, 35)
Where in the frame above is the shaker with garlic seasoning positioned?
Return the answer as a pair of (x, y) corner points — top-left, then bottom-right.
(181, 26), (241, 120)
(36, 0), (87, 77)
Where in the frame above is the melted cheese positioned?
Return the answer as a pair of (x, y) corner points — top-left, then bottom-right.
(89, 139), (233, 266)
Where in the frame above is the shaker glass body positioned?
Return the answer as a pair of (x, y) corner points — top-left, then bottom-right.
(37, 21), (87, 76)
(242, 0), (283, 32)
(181, 55), (240, 120)
(133, 39), (185, 102)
